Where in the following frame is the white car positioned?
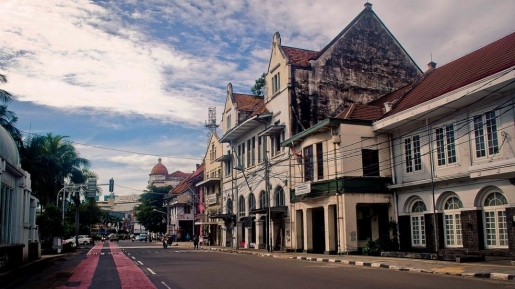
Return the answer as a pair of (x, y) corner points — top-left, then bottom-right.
(64, 238), (77, 247)
(67, 235), (91, 245)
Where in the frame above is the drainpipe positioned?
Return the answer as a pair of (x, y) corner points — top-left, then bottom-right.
(334, 141), (341, 255)
(388, 133), (400, 248)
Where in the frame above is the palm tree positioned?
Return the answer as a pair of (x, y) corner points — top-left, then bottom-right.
(20, 133), (91, 205)
(0, 74), (21, 145)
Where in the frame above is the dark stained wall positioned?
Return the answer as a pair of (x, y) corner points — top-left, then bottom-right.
(290, 10), (421, 135)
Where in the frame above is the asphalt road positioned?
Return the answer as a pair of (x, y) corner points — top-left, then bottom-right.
(120, 242), (514, 289)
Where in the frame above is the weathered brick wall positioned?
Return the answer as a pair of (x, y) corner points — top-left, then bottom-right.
(290, 11), (421, 135)
(460, 210), (483, 253)
(424, 213), (444, 253)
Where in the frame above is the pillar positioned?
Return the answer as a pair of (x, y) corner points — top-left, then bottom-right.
(303, 208), (313, 253)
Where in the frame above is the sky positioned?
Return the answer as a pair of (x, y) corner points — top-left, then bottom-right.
(1, 0), (514, 197)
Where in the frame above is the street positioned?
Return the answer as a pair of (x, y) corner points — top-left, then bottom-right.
(119, 241), (511, 289)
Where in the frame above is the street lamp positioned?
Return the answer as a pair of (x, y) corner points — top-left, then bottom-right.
(163, 200), (170, 235)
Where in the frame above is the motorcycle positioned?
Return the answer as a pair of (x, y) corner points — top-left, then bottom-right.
(162, 240), (167, 249)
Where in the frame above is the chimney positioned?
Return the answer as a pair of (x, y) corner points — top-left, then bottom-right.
(364, 2), (372, 10)
(196, 164), (200, 169)
(427, 61), (437, 72)
(384, 102), (393, 113)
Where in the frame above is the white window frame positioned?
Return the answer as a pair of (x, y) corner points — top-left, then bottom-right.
(238, 196), (245, 218)
(404, 135), (422, 173)
(434, 123), (457, 167)
(483, 191), (508, 249)
(272, 72), (280, 94)
(410, 200), (426, 247)
(443, 196), (463, 248)
(473, 110), (500, 159)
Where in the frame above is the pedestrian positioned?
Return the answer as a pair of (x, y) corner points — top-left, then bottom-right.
(162, 236), (168, 249)
(186, 233), (190, 242)
(193, 235), (199, 250)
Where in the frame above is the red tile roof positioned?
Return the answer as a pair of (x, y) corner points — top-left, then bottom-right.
(233, 93), (263, 111)
(168, 170), (191, 178)
(383, 31), (515, 117)
(335, 103), (383, 121)
(249, 99), (269, 117)
(168, 163), (204, 196)
(282, 46), (319, 67)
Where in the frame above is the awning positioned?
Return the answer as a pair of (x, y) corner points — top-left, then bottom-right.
(196, 177), (221, 187)
(215, 154), (232, 162)
(194, 221), (220, 225)
(249, 206), (288, 214)
(258, 125), (285, 137)
(209, 213), (235, 220)
(219, 114), (272, 143)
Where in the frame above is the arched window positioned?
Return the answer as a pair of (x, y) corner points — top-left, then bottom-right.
(483, 191), (508, 248)
(227, 198), (233, 214)
(443, 196), (463, 247)
(238, 196), (245, 218)
(410, 200), (426, 246)
(275, 186), (285, 207)
(248, 193), (256, 212)
(259, 190), (267, 209)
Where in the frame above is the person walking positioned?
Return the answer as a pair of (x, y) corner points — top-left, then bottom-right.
(193, 235), (199, 250)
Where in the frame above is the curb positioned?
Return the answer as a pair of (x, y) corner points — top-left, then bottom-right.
(180, 244), (515, 282)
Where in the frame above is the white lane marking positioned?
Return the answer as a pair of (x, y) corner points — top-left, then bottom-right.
(147, 268), (156, 275)
(161, 281), (172, 289)
(137, 261), (144, 265)
(131, 256), (136, 260)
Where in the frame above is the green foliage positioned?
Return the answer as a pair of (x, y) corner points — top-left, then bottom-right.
(20, 133), (91, 205)
(251, 73), (266, 97)
(362, 238), (381, 256)
(134, 185), (172, 233)
(37, 204), (64, 242)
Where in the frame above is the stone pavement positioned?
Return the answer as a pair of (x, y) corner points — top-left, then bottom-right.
(173, 241), (515, 282)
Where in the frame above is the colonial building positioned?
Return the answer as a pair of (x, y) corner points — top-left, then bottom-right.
(148, 158), (190, 188)
(0, 125), (40, 270)
(373, 31), (515, 258)
(216, 2), (422, 251)
(196, 132), (223, 246)
(164, 163), (204, 240)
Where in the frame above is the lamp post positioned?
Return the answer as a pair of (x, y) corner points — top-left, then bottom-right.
(163, 200), (170, 235)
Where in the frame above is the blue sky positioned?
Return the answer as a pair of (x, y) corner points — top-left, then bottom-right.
(1, 0), (515, 196)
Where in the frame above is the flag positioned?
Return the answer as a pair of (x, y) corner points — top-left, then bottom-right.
(291, 144), (302, 164)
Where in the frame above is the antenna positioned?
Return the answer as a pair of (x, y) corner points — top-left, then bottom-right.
(205, 106), (219, 145)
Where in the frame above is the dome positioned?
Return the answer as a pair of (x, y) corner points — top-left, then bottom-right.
(150, 158), (168, 175)
(0, 125), (20, 165)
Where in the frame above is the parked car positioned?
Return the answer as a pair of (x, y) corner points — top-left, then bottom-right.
(65, 235), (91, 246)
(138, 234), (147, 241)
(64, 238), (77, 247)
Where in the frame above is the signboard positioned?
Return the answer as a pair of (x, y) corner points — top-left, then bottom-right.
(207, 194), (217, 205)
(295, 182), (311, 196)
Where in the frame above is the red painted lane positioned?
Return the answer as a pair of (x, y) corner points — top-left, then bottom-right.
(56, 242), (104, 289)
(109, 241), (157, 289)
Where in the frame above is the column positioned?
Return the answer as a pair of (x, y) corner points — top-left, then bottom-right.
(324, 205), (336, 254)
(303, 208), (312, 253)
(255, 219), (264, 249)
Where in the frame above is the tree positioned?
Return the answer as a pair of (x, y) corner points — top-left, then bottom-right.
(251, 73), (266, 97)
(37, 204), (65, 247)
(20, 133), (91, 205)
(0, 74), (21, 145)
(134, 185), (172, 233)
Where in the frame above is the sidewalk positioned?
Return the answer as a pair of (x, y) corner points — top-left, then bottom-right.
(173, 241), (515, 281)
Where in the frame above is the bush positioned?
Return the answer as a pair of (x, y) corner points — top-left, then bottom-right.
(363, 238), (381, 256)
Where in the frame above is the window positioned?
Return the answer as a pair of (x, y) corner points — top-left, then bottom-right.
(303, 145), (314, 181)
(272, 132), (281, 156)
(184, 205), (191, 214)
(248, 193), (256, 212)
(226, 114), (232, 130)
(410, 200), (426, 246)
(251, 137), (255, 166)
(227, 198), (233, 213)
(241, 142), (246, 168)
(474, 111), (499, 158)
(405, 135), (422, 173)
(210, 143), (216, 162)
(246, 139), (251, 167)
(435, 124), (457, 166)
(483, 191), (508, 248)
(224, 159), (232, 177)
(0, 185), (14, 243)
(362, 149), (380, 176)
(275, 187), (285, 207)
(316, 143), (324, 180)
(258, 137), (263, 163)
(272, 72), (280, 94)
(237, 145), (242, 168)
(238, 196), (245, 218)
(443, 196), (463, 247)
(259, 190), (267, 209)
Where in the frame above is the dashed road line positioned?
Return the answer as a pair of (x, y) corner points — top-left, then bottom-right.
(161, 281), (172, 289)
(137, 261), (144, 265)
(147, 268), (156, 275)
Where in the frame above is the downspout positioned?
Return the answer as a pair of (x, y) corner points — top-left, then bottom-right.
(334, 140), (341, 255)
(426, 118), (438, 254)
(388, 133), (399, 248)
